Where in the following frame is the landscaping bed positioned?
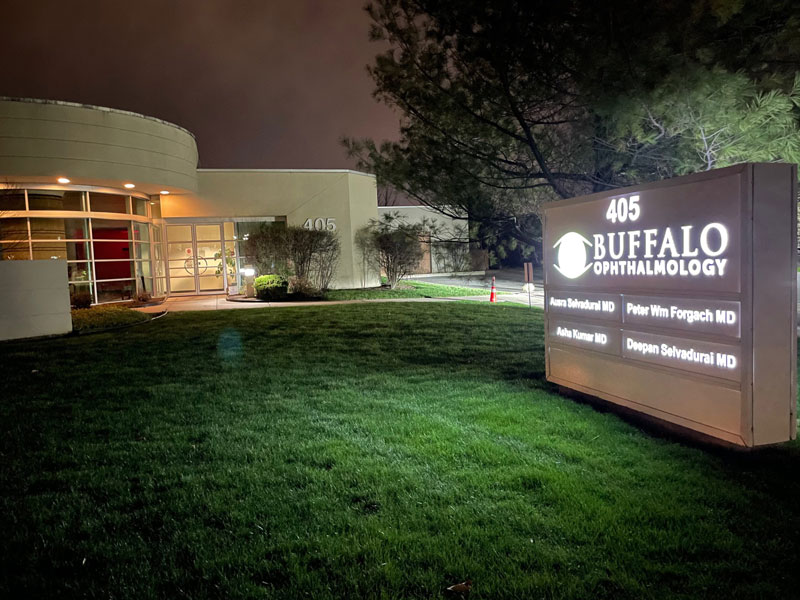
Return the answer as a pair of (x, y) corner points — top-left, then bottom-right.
(70, 304), (153, 334)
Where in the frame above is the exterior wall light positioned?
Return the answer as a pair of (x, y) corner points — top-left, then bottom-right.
(240, 267), (256, 298)
(57, 177), (70, 184)
(124, 183), (135, 189)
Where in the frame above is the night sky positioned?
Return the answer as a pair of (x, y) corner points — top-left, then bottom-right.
(0, 0), (398, 169)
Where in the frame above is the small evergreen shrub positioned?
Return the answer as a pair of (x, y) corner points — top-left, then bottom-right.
(70, 291), (93, 309)
(254, 274), (288, 301)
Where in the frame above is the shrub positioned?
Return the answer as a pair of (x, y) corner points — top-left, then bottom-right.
(305, 230), (340, 291)
(433, 240), (470, 273)
(244, 225), (341, 290)
(288, 276), (322, 299)
(70, 291), (93, 309)
(254, 274), (288, 301)
(243, 224), (291, 279)
(357, 213), (425, 289)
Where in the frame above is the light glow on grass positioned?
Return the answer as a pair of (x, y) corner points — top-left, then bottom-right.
(325, 280), (496, 301)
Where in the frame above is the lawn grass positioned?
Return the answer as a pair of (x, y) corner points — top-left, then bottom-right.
(325, 280), (491, 300)
(1, 303), (799, 599)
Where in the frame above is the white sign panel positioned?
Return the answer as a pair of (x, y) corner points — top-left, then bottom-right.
(543, 164), (796, 447)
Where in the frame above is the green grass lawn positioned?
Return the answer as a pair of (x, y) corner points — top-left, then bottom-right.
(325, 280), (492, 300)
(1, 303), (799, 599)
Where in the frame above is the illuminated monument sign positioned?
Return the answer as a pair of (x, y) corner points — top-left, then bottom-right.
(544, 163), (797, 447)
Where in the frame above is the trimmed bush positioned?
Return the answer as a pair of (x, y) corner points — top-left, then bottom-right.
(70, 291), (93, 309)
(254, 274), (288, 301)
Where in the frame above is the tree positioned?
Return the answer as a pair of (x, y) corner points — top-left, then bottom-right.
(344, 0), (800, 254)
(344, 0), (599, 252)
(357, 212), (425, 288)
(599, 68), (800, 180)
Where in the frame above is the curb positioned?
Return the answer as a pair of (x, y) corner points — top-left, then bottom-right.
(407, 270), (487, 279)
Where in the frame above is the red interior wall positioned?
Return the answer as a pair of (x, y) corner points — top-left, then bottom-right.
(93, 229), (132, 280)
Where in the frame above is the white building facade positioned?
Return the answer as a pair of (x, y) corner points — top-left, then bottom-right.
(0, 97), (380, 304)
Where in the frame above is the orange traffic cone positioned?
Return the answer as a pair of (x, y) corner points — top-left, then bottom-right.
(489, 276), (497, 303)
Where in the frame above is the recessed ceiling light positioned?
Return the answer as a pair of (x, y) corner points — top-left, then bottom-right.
(57, 177), (70, 184)
(159, 190), (170, 195)
(123, 183), (135, 189)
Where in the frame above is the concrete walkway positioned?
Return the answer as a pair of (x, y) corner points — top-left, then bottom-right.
(409, 267), (542, 292)
(134, 289), (543, 313)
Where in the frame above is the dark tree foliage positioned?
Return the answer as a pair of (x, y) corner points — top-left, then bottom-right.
(344, 0), (800, 260)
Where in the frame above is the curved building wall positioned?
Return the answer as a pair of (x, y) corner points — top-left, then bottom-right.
(0, 98), (198, 194)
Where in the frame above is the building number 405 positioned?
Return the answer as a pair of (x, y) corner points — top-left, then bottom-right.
(605, 195), (640, 224)
(303, 217), (337, 231)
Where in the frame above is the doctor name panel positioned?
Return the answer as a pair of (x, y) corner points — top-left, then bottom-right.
(548, 320), (621, 356)
(622, 331), (740, 382)
(623, 296), (740, 338)
(546, 292), (621, 322)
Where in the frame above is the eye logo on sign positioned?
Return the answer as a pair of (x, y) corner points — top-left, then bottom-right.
(553, 232), (593, 279)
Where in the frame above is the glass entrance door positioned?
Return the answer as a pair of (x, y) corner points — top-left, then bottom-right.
(195, 225), (225, 292)
(166, 223), (230, 294)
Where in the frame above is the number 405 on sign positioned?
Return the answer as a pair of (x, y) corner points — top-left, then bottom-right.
(303, 217), (337, 231)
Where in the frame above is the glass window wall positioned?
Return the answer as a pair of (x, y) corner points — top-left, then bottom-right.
(68, 262), (92, 282)
(29, 217), (89, 240)
(0, 218), (28, 240)
(0, 190), (26, 210)
(28, 190), (86, 211)
(0, 188), (160, 304)
(1, 191), (288, 303)
(132, 222), (150, 241)
(133, 198), (148, 217)
(150, 199), (162, 219)
(89, 193), (128, 214)
(233, 221), (285, 287)
(0, 243), (30, 261)
(32, 242), (68, 260)
(96, 280), (135, 303)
